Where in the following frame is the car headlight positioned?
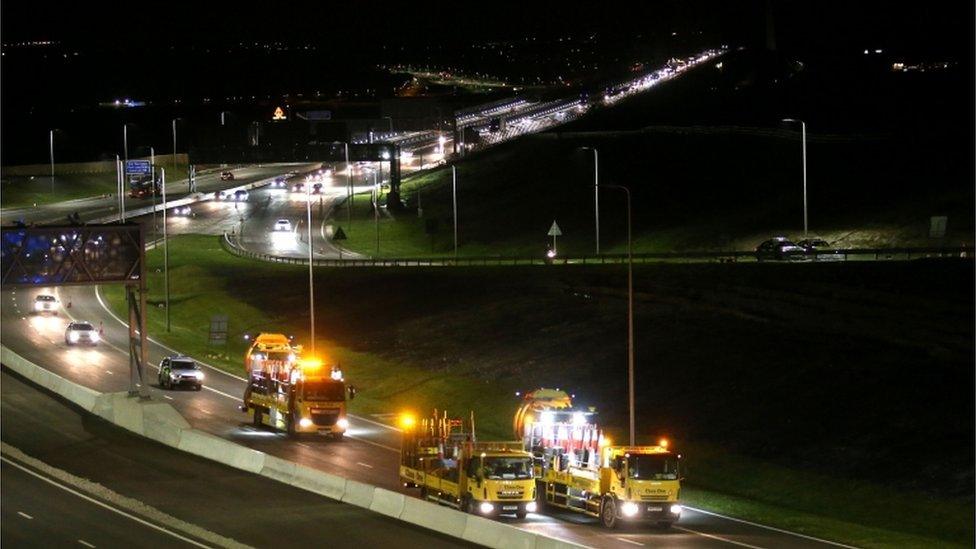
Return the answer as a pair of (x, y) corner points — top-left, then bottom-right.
(69, 332), (80, 342)
(337, 418), (349, 430)
(90, 332), (100, 342)
(525, 501), (537, 513)
(193, 371), (204, 380)
(479, 502), (494, 514)
(621, 502), (639, 517)
(299, 418), (313, 428)
(34, 302), (44, 311)
(670, 504), (682, 515)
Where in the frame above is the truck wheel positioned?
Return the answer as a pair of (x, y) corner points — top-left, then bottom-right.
(286, 414), (296, 436)
(600, 497), (618, 529)
(516, 511), (527, 519)
(461, 497), (473, 514)
(331, 432), (344, 441)
(419, 486), (428, 500)
(252, 408), (262, 427)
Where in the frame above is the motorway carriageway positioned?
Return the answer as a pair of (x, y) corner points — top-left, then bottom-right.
(0, 368), (471, 548)
(2, 289), (853, 547)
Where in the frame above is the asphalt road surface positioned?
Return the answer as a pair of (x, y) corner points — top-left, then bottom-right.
(0, 367), (471, 548)
(1, 285), (852, 549)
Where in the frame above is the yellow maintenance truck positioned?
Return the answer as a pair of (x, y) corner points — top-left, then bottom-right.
(240, 333), (351, 438)
(515, 388), (683, 528)
(399, 410), (538, 518)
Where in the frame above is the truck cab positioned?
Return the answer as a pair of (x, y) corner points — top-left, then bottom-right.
(241, 333), (351, 439)
(400, 414), (537, 518)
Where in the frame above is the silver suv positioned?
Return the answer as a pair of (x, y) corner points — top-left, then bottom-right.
(158, 356), (204, 390)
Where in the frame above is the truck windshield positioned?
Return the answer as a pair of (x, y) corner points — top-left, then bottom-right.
(302, 380), (345, 401)
(483, 457), (532, 480)
(628, 454), (679, 480)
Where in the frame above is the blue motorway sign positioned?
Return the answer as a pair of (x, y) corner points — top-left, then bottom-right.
(126, 160), (152, 175)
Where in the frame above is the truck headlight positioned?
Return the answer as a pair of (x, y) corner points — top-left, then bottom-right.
(525, 501), (537, 513)
(299, 418), (313, 428)
(337, 418), (349, 430)
(479, 502), (494, 514)
(622, 502), (639, 517)
(670, 504), (682, 515)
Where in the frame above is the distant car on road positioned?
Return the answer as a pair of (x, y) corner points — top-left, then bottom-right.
(312, 182), (323, 194)
(220, 171), (235, 181)
(64, 321), (99, 346)
(233, 189), (249, 201)
(796, 238), (831, 251)
(158, 355), (203, 390)
(215, 190), (227, 201)
(172, 205), (191, 216)
(755, 237), (804, 261)
(33, 294), (60, 315)
(291, 182), (305, 193)
(271, 176), (288, 188)
(274, 219), (292, 232)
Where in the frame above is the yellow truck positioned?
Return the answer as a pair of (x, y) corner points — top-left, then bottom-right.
(240, 333), (351, 439)
(399, 411), (538, 518)
(516, 388), (683, 528)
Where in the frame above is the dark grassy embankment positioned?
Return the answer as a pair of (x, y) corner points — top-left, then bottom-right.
(105, 234), (973, 546)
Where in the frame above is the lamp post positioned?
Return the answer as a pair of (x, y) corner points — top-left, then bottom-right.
(305, 177), (315, 355)
(603, 184), (634, 446)
(161, 168), (170, 332)
(172, 118), (180, 173)
(452, 165), (458, 258)
(782, 118), (808, 237)
(581, 146), (600, 254)
(49, 129), (57, 194)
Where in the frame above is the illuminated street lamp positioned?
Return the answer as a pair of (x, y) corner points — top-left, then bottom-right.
(305, 177), (315, 355)
(782, 118), (808, 237)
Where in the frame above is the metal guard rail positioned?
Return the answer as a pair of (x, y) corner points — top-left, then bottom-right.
(220, 233), (974, 268)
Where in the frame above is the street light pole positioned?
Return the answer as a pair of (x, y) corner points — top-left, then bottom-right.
(604, 184), (634, 446)
(150, 147), (158, 241)
(345, 142), (351, 230)
(161, 168), (170, 332)
(123, 124), (129, 166)
(373, 170), (379, 256)
(452, 165), (458, 258)
(582, 147), (600, 254)
(306, 180), (315, 355)
(172, 119), (178, 173)
(49, 130), (55, 194)
(783, 118), (808, 236)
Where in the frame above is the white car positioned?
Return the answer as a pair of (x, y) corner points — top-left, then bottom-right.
(172, 205), (191, 216)
(274, 219), (292, 232)
(33, 294), (60, 314)
(65, 321), (99, 346)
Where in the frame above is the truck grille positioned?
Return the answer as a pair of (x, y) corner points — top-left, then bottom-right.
(311, 410), (338, 426)
(640, 495), (668, 501)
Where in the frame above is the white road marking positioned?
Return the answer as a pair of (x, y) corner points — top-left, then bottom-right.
(674, 526), (765, 549)
(356, 462), (374, 469)
(17, 511), (33, 520)
(2, 455), (216, 548)
(105, 371), (113, 375)
(163, 395), (174, 400)
(78, 540), (96, 548)
(683, 506), (859, 549)
(614, 538), (643, 546)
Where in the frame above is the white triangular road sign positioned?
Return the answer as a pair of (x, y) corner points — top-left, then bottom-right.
(548, 221), (562, 236)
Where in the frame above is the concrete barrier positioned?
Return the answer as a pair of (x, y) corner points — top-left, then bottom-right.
(369, 487), (406, 519)
(177, 429), (266, 474)
(0, 345), (589, 548)
(399, 497), (468, 538)
(291, 463), (346, 500)
(462, 514), (538, 549)
(341, 479), (376, 508)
